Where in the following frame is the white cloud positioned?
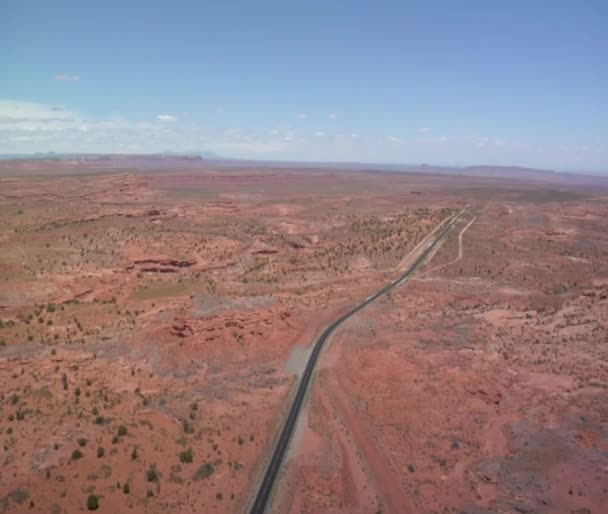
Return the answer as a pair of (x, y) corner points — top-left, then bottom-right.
(55, 74), (80, 81)
(0, 100), (75, 123)
(328, 113), (337, 119)
(418, 127), (430, 133)
(1, 99), (606, 172)
(417, 135), (448, 143)
(157, 114), (177, 122)
(297, 113), (307, 119)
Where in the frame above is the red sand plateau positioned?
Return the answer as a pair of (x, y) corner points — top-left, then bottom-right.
(1, 164), (457, 513)
(1, 162), (606, 513)
(276, 195), (608, 514)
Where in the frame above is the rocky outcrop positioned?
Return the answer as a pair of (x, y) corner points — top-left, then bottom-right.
(282, 234), (313, 249)
(171, 319), (194, 337)
(132, 258), (196, 273)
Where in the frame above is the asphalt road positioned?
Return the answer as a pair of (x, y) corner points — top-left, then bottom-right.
(248, 208), (468, 514)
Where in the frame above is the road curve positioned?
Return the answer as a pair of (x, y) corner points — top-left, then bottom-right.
(248, 207), (468, 514)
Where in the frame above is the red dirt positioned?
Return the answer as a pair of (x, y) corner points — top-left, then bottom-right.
(1, 163), (606, 513)
(275, 191), (608, 514)
(0, 165), (457, 513)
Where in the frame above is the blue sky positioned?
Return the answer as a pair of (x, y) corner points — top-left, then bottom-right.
(1, 0), (607, 171)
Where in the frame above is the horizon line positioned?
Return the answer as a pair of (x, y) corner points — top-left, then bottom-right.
(0, 151), (607, 177)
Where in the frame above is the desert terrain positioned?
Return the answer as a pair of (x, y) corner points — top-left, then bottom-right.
(276, 180), (608, 514)
(0, 158), (607, 514)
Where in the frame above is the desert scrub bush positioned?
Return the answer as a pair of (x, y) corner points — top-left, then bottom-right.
(146, 465), (159, 482)
(97, 447), (104, 458)
(9, 489), (29, 505)
(123, 483), (130, 494)
(117, 425), (128, 436)
(71, 449), (83, 460)
(86, 494), (99, 510)
(182, 420), (194, 434)
(169, 473), (184, 484)
(77, 438), (87, 447)
(179, 448), (194, 464)
(193, 462), (214, 481)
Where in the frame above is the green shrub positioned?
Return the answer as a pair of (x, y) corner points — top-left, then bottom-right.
(146, 466), (158, 482)
(97, 447), (104, 458)
(193, 462), (214, 481)
(179, 448), (194, 464)
(117, 425), (127, 436)
(71, 449), (83, 460)
(9, 489), (29, 505)
(77, 438), (87, 447)
(86, 494), (99, 510)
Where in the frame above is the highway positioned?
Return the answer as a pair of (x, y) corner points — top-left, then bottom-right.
(248, 207), (468, 514)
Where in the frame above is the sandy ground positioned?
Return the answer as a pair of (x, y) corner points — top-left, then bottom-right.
(274, 194), (608, 514)
(2, 164), (606, 513)
(0, 166), (458, 513)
